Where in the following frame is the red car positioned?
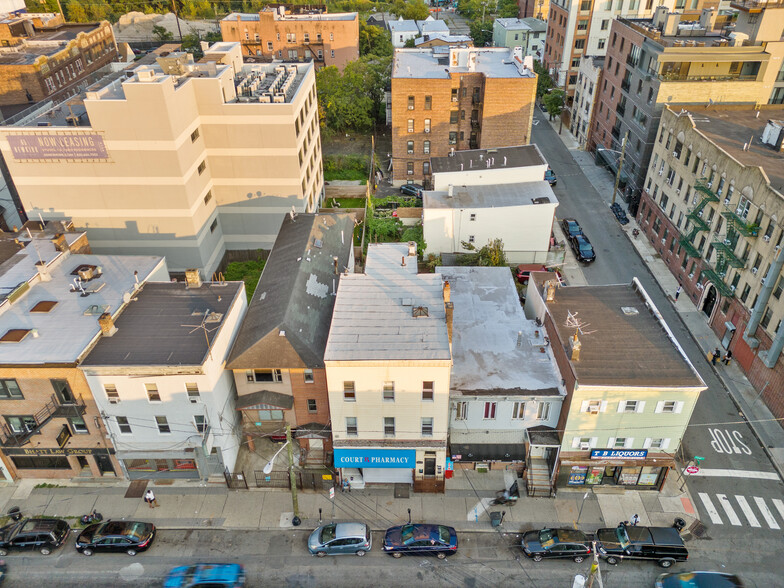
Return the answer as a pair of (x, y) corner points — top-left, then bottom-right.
(516, 264), (562, 285)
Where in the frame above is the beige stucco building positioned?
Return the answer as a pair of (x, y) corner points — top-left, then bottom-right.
(0, 42), (323, 277)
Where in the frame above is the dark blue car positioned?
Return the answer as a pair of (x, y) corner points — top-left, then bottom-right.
(570, 234), (596, 263)
(383, 524), (457, 559)
(164, 563), (245, 587)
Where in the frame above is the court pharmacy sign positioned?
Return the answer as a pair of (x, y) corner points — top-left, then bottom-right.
(334, 449), (416, 468)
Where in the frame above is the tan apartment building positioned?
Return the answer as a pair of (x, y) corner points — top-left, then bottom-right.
(220, 7), (358, 71)
(636, 104), (784, 424)
(0, 223), (168, 480)
(390, 46), (537, 185)
(0, 14), (118, 109)
(0, 42), (323, 278)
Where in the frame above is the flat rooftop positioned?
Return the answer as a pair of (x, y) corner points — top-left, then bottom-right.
(223, 10), (356, 21)
(430, 145), (546, 174)
(393, 47), (536, 79)
(437, 266), (562, 396)
(677, 105), (784, 193)
(544, 280), (705, 388)
(424, 181), (557, 209)
(82, 281), (243, 367)
(325, 243), (450, 361)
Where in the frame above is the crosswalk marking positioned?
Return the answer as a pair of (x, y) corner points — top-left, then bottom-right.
(687, 468), (780, 480)
(735, 496), (760, 527)
(773, 499), (784, 522)
(716, 494), (742, 526)
(754, 497), (779, 530)
(698, 493), (723, 524)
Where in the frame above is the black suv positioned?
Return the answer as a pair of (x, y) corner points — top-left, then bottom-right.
(522, 528), (592, 562)
(0, 518), (70, 556)
(596, 524), (688, 568)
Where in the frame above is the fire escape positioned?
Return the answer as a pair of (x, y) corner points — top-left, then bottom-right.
(0, 394), (86, 447)
(678, 178), (718, 259)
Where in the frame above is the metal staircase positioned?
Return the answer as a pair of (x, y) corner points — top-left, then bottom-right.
(678, 179), (718, 259)
(0, 394), (86, 447)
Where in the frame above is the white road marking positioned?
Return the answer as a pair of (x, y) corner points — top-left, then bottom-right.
(698, 493), (722, 524)
(686, 468), (780, 480)
(735, 496), (760, 527)
(772, 499), (784, 522)
(716, 494), (741, 526)
(754, 497), (780, 530)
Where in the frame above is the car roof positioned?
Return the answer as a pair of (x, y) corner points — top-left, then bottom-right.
(335, 522), (367, 538)
(553, 529), (588, 542)
(191, 563), (243, 582)
(660, 572), (743, 588)
(648, 526), (684, 546)
(20, 518), (66, 532)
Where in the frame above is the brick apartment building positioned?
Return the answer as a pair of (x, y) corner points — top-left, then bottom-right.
(390, 46), (537, 185)
(220, 7), (358, 71)
(519, 0), (550, 20)
(0, 13), (118, 109)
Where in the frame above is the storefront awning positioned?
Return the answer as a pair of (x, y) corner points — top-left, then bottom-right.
(450, 443), (524, 462)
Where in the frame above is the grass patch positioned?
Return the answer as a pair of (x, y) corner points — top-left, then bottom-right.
(225, 258), (266, 301)
(324, 155), (369, 182)
(34, 483), (64, 488)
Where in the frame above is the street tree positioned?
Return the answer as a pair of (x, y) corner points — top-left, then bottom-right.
(542, 88), (565, 121)
(391, 0), (430, 19)
(533, 60), (554, 98)
(469, 19), (493, 46)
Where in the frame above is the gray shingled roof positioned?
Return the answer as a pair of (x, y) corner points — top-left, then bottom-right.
(227, 213), (354, 369)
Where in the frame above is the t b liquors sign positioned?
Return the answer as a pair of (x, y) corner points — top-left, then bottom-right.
(7, 133), (108, 161)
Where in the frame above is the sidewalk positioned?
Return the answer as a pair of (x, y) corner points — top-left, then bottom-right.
(0, 468), (697, 535)
(543, 115), (784, 482)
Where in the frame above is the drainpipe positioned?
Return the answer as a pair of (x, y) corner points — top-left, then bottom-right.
(744, 246), (784, 352)
(761, 250), (784, 368)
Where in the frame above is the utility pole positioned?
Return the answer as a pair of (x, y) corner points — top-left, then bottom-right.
(286, 424), (301, 525)
(586, 541), (604, 588)
(612, 131), (629, 206)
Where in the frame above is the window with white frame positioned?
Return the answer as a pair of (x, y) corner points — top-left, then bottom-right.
(155, 416), (170, 434)
(537, 402), (550, 421)
(104, 384), (120, 404)
(455, 401), (467, 420)
(422, 381), (434, 401)
(343, 381), (356, 401)
(655, 401), (682, 413)
(646, 438), (669, 449)
(186, 383), (200, 403)
(383, 381), (395, 402)
(307, 399), (317, 413)
(303, 369), (314, 383)
(384, 417), (395, 437)
(421, 417), (433, 436)
(346, 417), (357, 436)
(572, 437), (595, 449)
(146, 384), (161, 402)
(619, 400), (645, 413)
(483, 402), (496, 420)
(249, 369), (282, 383)
(116, 416), (132, 434)
(194, 415), (206, 433)
(582, 400), (603, 413)
(512, 402), (525, 419)
(611, 437), (631, 448)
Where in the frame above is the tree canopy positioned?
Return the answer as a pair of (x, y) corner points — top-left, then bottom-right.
(359, 22), (393, 58)
(458, 239), (507, 266)
(391, 0), (430, 20)
(542, 88), (565, 121)
(534, 60), (554, 98)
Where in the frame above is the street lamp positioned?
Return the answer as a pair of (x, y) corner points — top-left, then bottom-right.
(263, 424), (300, 525)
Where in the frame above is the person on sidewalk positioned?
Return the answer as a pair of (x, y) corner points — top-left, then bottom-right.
(630, 514), (640, 526)
(712, 348), (720, 365)
(674, 286), (681, 301)
(723, 350), (733, 365)
(342, 478), (350, 493)
(144, 489), (158, 508)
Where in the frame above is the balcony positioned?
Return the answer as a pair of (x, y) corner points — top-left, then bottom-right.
(721, 210), (759, 237)
(678, 234), (702, 259)
(658, 72), (760, 83)
(712, 240), (746, 268)
(693, 178), (719, 201)
(616, 102), (626, 117)
(0, 394), (86, 447)
(620, 79), (631, 93)
(687, 212), (710, 233)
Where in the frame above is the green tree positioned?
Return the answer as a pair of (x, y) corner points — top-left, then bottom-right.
(152, 24), (174, 42)
(401, 224), (425, 256)
(458, 238), (507, 266)
(533, 59), (554, 98)
(65, 0), (89, 22)
(497, 0), (519, 18)
(359, 22), (393, 57)
(367, 216), (403, 242)
(403, 38), (416, 48)
(391, 0), (430, 20)
(542, 88), (565, 121)
(469, 19), (493, 47)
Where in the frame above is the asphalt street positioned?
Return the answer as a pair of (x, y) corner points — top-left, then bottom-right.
(532, 109), (784, 585)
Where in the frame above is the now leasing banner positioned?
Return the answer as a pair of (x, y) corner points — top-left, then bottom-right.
(334, 448), (416, 468)
(7, 133), (108, 160)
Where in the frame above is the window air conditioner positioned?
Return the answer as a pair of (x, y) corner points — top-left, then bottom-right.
(676, 189), (680, 194)
(730, 285), (736, 292)
(751, 267), (758, 274)
(588, 407), (600, 414)
(580, 442), (591, 450)
(724, 198), (730, 205)
(763, 235), (770, 242)
(760, 278), (766, 285)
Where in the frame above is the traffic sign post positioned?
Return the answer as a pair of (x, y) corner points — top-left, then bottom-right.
(685, 465), (700, 475)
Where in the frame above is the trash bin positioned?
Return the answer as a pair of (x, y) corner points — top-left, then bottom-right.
(7, 507), (21, 522)
(489, 512), (504, 527)
(673, 517), (686, 532)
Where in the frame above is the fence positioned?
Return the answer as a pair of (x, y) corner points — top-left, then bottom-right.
(224, 469), (249, 490)
(250, 469), (336, 491)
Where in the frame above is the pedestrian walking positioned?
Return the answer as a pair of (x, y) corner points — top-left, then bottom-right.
(630, 514), (640, 526)
(712, 348), (720, 365)
(144, 489), (158, 508)
(674, 285), (681, 301)
(723, 349), (732, 365)
(342, 478), (350, 493)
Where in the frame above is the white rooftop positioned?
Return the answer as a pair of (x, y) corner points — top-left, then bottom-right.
(324, 243), (451, 361)
(424, 181), (558, 209)
(436, 266), (563, 396)
(393, 47), (536, 79)
(0, 234), (165, 364)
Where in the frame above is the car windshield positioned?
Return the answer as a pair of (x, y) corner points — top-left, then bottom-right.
(580, 243), (593, 254)
(401, 524), (416, 545)
(614, 526), (630, 549)
(437, 526), (450, 544)
(539, 529), (557, 548)
(320, 524), (336, 543)
(98, 522), (147, 541)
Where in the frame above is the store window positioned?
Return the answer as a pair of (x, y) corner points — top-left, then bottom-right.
(12, 456), (70, 469)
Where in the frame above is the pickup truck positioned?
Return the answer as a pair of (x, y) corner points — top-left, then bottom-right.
(595, 524), (688, 568)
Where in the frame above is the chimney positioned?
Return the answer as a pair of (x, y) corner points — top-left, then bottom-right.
(51, 233), (68, 252)
(408, 241), (417, 257)
(545, 280), (557, 302)
(569, 332), (581, 361)
(35, 261), (51, 282)
(98, 312), (117, 336)
(699, 7), (716, 31)
(445, 301), (454, 345)
(185, 269), (202, 288)
(401, 256), (406, 267)
(443, 279), (451, 304)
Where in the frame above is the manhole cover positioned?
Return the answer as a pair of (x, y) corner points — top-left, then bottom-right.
(689, 520), (707, 538)
(394, 483), (410, 499)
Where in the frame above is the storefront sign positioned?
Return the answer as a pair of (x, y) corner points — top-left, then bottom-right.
(590, 449), (648, 460)
(334, 449), (416, 469)
(567, 465), (587, 485)
(3, 447), (114, 456)
(7, 133), (108, 161)
(56, 424), (72, 449)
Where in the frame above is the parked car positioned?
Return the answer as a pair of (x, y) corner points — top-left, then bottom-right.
(545, 168), (557, 186)
(75, 520), (156, 556)
(0, 518), (69, 556)
(596, 524), (688, 568)
(308, 522), (372, 557)
(164, 563), (246, 587)
(383, 524), (457, 559)
(400, 184), (424, 198)
(515, 264), (563, 285)
(522, 528), (592, 563)
(561, 218), (583, 238)
(655, 572), (744, 588)
(569, 234), (596, 263)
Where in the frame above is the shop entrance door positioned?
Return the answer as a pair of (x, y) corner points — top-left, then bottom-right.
(424, 453), (436, 478)
(76, 456), (89, 470)
(94, 454), (115, 476)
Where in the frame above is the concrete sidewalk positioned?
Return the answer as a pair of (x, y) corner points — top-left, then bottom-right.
(544, 116), (784, 481)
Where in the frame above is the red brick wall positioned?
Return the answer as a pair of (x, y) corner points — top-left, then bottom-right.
(544, 4), (568, 73)
(290, 367), (330, 426)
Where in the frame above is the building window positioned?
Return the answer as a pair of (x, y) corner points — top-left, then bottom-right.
(773, 277), (784, 299)
(408, 95), (415, 110)
(303, 369), (314, 383)
(267, 41), (273, 51)
(648, 438), (667, 450)
(407, 162), (414, 175)
(146, 384), (161, 402)
(343, 381), (356, 401)
(421, 417), (433, 437)
(423, 162), (430, 175)
(424, 118), (431, 133)
(424, 95), (432, 110)
(346, 417), (357, 436)
(103, 384), (119, 404)
(451, 88), (458, 102)
(117, 416), (132, 434)
(197, 161), (206, 175)
(286, 33), (296, 43)
(449, 132), (457, 145)
(537, 402), (550, 420)
(483, 402), (497, 420)
(422, 381), (434, 401)
(252, 369), (282, 383)
(191, 128), (200, 142)
(621, 400), (640, 413)
(12, 456), (70, 469)
(204, 191), (212, 205)
(303, 32), (309, 42)
(331, 50), (335, 58)
(613, 437), (629, 448)
(156, 416), (170, 434)
(455, 401), (467, 420)
(45, 77), (55, 94)
(186, 383), (200, 403)
(407, 140), (414, 154)
(6, 415), (35, 434)
(598, 38), (605, 50)
(194, 415), (206, 433)
(307, 399), (317, 413)
(761, 307), (773, 330)
(407, 119), (414, 133)
(512, 402), (525, 419)
(384, 417), (395, 437)
(450, 111), (459, 124)
(383, 381), (395, 402)
(469, 213), (476, 221)
(656, 401), (681, 413)
(423, 140), (430, 154)
(574, 39), (585, 50)
(0, 379), (22, 399)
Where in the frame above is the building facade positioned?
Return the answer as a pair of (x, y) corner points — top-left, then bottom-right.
(220, 8), (359, 71)
(0, 15), (118, 108)
(227, 213), (354, 463)
(589, 6), (784, 212)
(492, 18), (546, 60)
(570, 55), (603, 147)
(519, 0), (550, 21)
(390, 46), (537, 185)
(80, 276), (246, 481)
(0, 224), (168, 480)
(637, 104), (784, 422)
(526, 278), (706, 492)
(0, 42), (323, 277)
(325, 243), (452, 492)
